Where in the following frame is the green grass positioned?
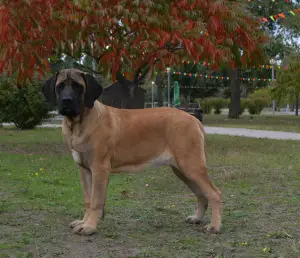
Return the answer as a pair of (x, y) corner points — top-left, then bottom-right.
(204, 114), (300, 133)
(1, 128), (300, 257)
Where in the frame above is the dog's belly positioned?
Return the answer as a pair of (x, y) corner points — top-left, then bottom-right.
(111, 151), (177, 173)
(149, 152), (175, 168)
(71, 149), (178, 173)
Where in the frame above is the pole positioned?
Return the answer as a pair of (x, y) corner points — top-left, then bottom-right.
(168, 71), (171, 107)
(151, 82), (154, 108)
(296, 94), (299, 116)
(92, 58), (96, 77)
(90, 33), (96, 77)
(272, 65), (275, 115)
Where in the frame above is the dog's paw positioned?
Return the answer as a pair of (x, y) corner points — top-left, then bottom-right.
(69, 220), (84, 228)
(73, 223), (97, 236)
(185, 215), (203, 224)
(203, 223), (221, 234)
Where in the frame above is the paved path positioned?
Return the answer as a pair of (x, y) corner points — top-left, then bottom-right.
(3, 123), (300, 140)
(204, 126), (300, 140)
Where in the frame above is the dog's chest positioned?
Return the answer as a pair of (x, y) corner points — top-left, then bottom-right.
(72, 150), (83, 164)
(71, 150), (90, 166)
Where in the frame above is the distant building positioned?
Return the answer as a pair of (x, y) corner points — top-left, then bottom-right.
(101, 82), (146, 109)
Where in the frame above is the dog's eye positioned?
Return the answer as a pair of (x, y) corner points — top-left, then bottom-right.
(56, 83), (64, 92)
(72, 83), (82, 92)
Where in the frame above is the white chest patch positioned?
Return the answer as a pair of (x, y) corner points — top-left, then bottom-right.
(72, 150), (83, 164)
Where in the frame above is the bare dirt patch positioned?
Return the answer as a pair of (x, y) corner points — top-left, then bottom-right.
(1, 210), (140, 258)
(0, 143), (68, 155)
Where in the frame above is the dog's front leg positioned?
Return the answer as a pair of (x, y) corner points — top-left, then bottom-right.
(69, 164), (92, 229)
(73, 163), (109, 236)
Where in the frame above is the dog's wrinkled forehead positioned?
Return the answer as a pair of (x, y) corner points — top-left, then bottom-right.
(56, 69), (86, 87)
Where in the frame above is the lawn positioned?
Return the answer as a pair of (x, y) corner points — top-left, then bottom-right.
(0, 128), (300, 257)
(204, 114), (300, 133)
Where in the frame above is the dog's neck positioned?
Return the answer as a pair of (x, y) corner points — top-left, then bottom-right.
(62, 101), (104, 151)
(64, 108), (89, 130)
(64, 101), (103, 128)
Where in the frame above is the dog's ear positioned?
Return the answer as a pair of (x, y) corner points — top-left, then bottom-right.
(82, 73), (103, 108)
(41, 73), (58, 106)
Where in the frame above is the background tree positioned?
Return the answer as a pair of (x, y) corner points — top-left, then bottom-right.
(272, 52), (300, 115)
(0, 0), (266, 85)
(247, 0), (300, 58)
(220, 0), (300, 118)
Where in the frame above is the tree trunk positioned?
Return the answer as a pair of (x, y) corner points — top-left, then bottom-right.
(228, 68), (241, 119)
(155, 75), (164, 107)
(296, 94), (299, 116)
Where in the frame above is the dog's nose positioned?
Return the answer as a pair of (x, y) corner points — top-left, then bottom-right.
(62, 96), (73, 104)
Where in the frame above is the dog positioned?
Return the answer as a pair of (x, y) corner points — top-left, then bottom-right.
(41, 68), (222, 236)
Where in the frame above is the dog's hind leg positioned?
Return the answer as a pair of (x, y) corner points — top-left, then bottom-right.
(175, 159), (222, 233)
(171, 166), (208, 224)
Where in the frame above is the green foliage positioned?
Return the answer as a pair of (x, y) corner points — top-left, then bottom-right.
(195, 98), (213, 114)
(226, 98), (249, 115)
(271, 53), (300, 104)
(0, 76), (52, 130)
(196, 97), (228, 115)
(210, 98), (226, 114)
(245, 87), (271, 115)
(247, 98), (267, 115)
(248, 0), (300, 60)
(248, 87), (272, 106)
(240, 98), (250, 115)
(224, 98), (230, 107)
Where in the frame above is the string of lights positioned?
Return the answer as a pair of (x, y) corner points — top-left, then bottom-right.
(180, 60), (285, 70)
(148, 84), (262, 89)
(171, 71), (273, 81)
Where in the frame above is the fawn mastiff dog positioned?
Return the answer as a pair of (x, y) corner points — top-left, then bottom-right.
(41, 68), (222, 236)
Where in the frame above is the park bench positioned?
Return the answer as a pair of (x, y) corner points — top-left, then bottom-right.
(176, 103), (203, 122)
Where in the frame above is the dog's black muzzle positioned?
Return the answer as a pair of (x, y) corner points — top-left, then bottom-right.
(58, 95), (80, 118)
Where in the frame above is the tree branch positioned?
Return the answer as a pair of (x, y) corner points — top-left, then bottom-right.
(63, 53), (102, 75)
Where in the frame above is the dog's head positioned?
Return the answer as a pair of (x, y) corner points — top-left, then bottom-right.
(41, 69), (103, 118)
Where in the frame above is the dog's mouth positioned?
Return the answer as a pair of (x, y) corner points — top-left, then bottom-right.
(59, 107), (80, 118)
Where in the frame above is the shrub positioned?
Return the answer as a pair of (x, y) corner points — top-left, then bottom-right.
(240, 98), (250, 115)
(248, 87), (272, 106)
(247, 98), (267, 115)
(246, 89), (270, 115)
(194, 98), (213, 114)
(0, 76), (52, 129)
(224, 98), (230, 108)
(210, 98), (226, 114)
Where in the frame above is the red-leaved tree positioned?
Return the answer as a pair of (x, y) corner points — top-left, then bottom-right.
(0, 0), (267, 84)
